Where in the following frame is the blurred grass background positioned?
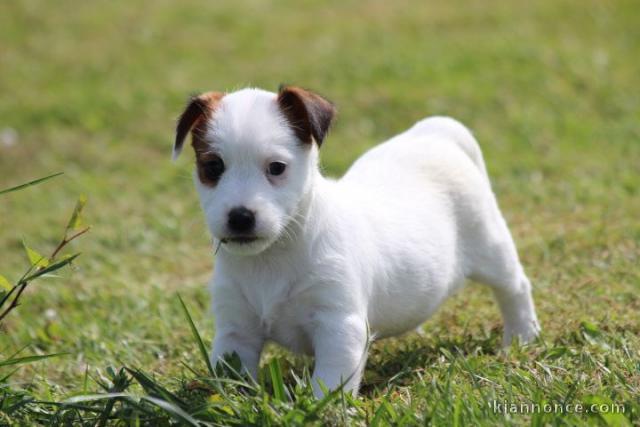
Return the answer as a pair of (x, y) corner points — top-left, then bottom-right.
(0, 0), (638, 403)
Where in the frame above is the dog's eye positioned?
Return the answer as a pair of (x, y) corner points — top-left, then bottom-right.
(267, 161), (287, 176)
(203, 156), (225, 182)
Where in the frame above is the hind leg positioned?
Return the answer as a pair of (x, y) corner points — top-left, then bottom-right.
(490, 270), (540, 346)
(469, 218), (540, 346)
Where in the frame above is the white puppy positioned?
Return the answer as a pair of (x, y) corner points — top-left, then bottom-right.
(173, 86), (540, 396)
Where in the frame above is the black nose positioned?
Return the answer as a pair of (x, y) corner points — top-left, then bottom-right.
(227, 207), (256, 233)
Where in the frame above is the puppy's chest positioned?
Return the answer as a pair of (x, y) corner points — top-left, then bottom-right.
(239, 277), (315, 355)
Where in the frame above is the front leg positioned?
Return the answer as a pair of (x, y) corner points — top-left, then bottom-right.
(311, 313), (368, 397)
(210, 283), (264, 379)
(211, 326), (263, 379)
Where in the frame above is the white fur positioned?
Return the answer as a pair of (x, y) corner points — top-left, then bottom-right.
(190, 88), (540, 396)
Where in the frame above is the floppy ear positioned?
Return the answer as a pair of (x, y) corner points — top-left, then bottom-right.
(173, 92), (224, 160)
(277, 85), (336, 146)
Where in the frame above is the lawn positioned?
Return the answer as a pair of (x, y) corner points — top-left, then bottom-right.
(0, 0), (638, 425)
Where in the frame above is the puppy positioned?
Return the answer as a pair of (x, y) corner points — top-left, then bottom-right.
(173, 86), (540, 396)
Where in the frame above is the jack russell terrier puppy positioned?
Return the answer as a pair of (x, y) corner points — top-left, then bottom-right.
(173, 85), (540, 396)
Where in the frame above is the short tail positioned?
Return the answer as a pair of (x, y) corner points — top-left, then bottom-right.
(408, 116), (489, 181)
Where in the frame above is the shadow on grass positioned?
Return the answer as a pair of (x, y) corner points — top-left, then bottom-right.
(360, 329), (502, 397)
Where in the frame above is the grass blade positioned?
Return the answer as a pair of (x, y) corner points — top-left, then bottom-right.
(0, 172), (64, 195)
(0, 368), (20, 382)
(23, 253), (80, 282)
(125, 367), (185, 406)
(66, 195), (88, 233)
(22, 239), (49, 268)
(268, 358), (287, 402)
(141, 396), (201, 426)
(0, 352), (68, 368)
(177, 294), (214, 377)
(0, 274), (13, 291)
(64, 393), (131, 404)
(371, 398), (390, 427)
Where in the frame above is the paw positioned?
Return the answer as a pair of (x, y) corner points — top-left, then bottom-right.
(502, 319), (541, 347)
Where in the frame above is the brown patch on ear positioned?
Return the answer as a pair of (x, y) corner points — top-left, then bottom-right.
(277, 85), (336, 146)
(173, 91), (224, 159)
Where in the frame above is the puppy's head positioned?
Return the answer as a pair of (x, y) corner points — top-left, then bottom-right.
(173, 86), (335, 256)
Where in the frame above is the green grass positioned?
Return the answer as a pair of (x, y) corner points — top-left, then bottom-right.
(1, 0), (639, 424)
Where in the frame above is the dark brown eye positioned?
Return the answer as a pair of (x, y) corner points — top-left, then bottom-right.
(202, 156), (225, 182)
(267, 161), (287, 176)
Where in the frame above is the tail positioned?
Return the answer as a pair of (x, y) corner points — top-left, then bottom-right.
(407, 116), (489, 181)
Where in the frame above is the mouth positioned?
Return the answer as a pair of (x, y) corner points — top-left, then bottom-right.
(220, 236), (259, 245)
